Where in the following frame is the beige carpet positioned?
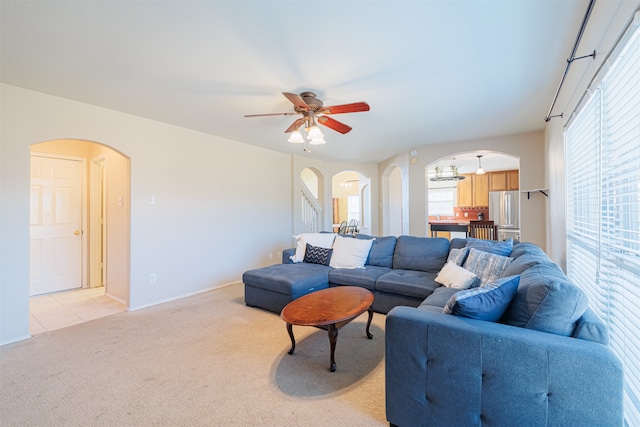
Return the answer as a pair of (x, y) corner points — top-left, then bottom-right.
(0, 283), (387, 426)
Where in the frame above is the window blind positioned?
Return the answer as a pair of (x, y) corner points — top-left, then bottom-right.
(565, 23), (640, 425)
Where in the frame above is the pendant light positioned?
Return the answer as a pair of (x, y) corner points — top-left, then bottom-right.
(476, 155), (486, 175)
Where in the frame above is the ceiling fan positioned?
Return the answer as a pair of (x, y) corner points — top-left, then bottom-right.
(244, 92), (370, 149)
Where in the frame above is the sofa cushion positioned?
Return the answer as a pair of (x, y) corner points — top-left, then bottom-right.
(392, 236), (450, 273)
(466, 237), (513, 256)
(376, 269), (440, 299)
(501, 264), (589, 336)
(419, 286), (460, 309)
(447, 247), (470, 266)
(509, 242), (546, 260)
(329, 235), (373, 269)
(355, 234), (397, 268)
(290, 232), (336, 263)
(242, 263), (331, 298)
(303, 244), (333, 266)
(449, 238), (467, 250)
(443, 275), (520, 322)
(502, 252), (552, 277)
(463, 248), (512, 286)
(328, 265), (390, 291)
(572, 307), (609, 345)
(435, 261), (479, 289)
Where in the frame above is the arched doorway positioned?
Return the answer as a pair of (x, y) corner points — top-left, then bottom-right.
(29, 139), (130, 332)
(331, 171), (371, 235)
(426, 151), (519, 240)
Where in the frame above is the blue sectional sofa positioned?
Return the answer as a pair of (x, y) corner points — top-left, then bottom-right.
(242, 234), (623, 426)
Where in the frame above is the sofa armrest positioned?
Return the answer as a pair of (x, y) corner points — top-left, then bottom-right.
(385, 306), (623, 427)
(282, 248), (295, 264)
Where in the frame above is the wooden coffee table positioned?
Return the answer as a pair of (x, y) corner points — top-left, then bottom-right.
(280, 286), (374, 372)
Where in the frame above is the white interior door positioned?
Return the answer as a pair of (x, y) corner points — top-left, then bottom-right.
(30, 155), (83, 296)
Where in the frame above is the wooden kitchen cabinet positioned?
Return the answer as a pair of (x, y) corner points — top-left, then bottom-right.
(457, 173), (488, 207)
(507, 170), (519, 190)
(457, 174), (473, 207)
(473, 173), (489, 206)
(489, 170), (519, 191)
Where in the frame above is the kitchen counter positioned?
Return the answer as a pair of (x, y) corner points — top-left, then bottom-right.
(429, 221), (470, 237)
(429, 220), (471, 226)
(428, 220), (495, 238)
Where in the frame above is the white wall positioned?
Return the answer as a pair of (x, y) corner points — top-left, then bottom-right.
(545, 1), (640, 269)
(0, 84), (293, 344)
(380, 131), (547, 249)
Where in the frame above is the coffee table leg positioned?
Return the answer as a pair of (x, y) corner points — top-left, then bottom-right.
(286, 323), (296, 354)
(328, 324), (338, 372)
(366, 307), (374, 339)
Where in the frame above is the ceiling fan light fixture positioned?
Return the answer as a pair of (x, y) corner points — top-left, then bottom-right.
(309, 137), (326, 145)
(306, 125), (324, 140)
(287, 130), (304, 143)
(476, 155), (486, 175)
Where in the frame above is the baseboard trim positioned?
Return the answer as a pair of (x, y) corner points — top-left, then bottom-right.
(127, 281), (241, 312)
(1, 333), (32, 346)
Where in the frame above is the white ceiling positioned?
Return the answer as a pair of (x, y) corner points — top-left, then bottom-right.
(1, 1), (589, 164)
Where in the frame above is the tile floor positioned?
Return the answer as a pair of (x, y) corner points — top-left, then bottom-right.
(30, 287), (127, 335)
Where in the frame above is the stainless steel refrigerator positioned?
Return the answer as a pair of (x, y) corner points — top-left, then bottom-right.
(488, 190), (521, 241)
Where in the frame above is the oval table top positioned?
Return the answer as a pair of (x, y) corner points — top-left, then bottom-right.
(281, 286), (374, 327)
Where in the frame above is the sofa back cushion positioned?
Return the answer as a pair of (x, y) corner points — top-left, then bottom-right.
(355, 234), (397, 268)
(502, 243), (552, 277)
(572, 307), (609, 345)
(392, 236), (450, 273)
(501, 263), (589, 336)
(466, 237), (513, 256)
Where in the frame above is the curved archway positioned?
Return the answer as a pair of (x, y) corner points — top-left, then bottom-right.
(298, 167), (324, 233)
(331, 170), (371, 234)
(30, 139), (131, 308)
(426, 150), (519, 239)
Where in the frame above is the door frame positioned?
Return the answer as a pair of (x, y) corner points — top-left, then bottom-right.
(30, 152), (88, 290)
(89, 155), (107, 288)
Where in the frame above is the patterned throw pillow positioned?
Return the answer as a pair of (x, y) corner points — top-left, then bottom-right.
(443, 275), (521, 321)
(303, 243), (333, 266)
(447, 247), (470, 266)
(463, 248), (513, 286)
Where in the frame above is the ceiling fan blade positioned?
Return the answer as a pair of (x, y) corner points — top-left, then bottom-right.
(244, 112), (298, 117)
(284, 118), (306, 133)
(282, 92), (309, 111)
(319, 102), (370, 115)
(317, 116), (352, 134)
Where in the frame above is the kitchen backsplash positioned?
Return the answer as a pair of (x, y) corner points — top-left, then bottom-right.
(427, 207), (490, 221)
(454, 206), (488, 220)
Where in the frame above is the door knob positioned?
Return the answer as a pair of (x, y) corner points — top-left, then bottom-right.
(74, 230), (81, 236)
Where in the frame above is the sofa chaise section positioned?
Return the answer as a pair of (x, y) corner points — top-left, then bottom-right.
(243, 263), (330, 313)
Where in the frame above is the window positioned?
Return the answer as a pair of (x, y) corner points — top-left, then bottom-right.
(347, 195), (360, 222)
(565, 23), (639, 425)
(428, 188), (455, 217)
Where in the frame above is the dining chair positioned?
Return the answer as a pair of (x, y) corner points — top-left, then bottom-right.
(468, 222), (498, 240)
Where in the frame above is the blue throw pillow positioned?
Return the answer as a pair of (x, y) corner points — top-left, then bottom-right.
(303, 243), (333, 266)
(447, 247), (470, 266)
(443, 275), (520, 322)
(466, 237), (513, 256)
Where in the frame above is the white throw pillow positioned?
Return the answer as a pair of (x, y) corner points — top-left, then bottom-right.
(435, 261), (479, 290)
(290, 233), (337, 263)
(329, 235), (374, 269)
